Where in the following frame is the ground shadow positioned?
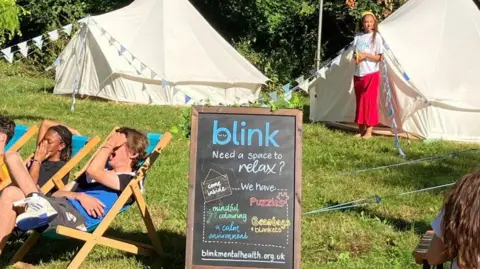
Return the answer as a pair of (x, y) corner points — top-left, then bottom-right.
(0, 228), (186, 268)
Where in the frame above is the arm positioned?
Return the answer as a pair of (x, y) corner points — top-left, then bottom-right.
(28, 140), (50, 185)
(52, 182), (105, 218)
(427, 210), (451, 265)
(365, 53), (382, 62)
(427, 234), (450, 265)
(85, 133), (127, 191)
(28, 160), (41, 185)
(37, 119), (81, 145)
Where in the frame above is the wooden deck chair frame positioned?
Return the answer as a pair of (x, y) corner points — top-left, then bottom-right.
(6, 125), (39, 153)
(19, 128), (115, 194)
(11, 130), (172, 269)
(0, 125), (39, 191)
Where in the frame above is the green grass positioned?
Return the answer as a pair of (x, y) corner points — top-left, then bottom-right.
(0, 75), (479, 268)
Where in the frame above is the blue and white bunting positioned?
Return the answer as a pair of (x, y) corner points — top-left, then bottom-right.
(283, 83), (291, 93)
(185, 95), (191, 104)
(269, 91), (278, 102)
(54, 57), (61, 66)
(119, 45), (126, 55)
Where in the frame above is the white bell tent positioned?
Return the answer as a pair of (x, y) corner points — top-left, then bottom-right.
(53, 0), (269, 106)
(309, 0), (480, 143)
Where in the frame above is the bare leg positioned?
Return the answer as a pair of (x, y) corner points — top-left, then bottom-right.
(4, 152), (38, 196)
(0, 186), (25, 255)
(362, 125), (373, 139)
(355, 124), (366, 137)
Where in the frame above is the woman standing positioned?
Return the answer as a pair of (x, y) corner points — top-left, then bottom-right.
(352, 11), (384, 139)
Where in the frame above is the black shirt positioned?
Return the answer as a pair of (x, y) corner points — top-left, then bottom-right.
(28, 160), (69, 191)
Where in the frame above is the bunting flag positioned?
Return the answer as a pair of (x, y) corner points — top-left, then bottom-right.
(316, 68), (326, 79)
(17, 41), (29, 57)
(185, 95), (191, 104)
(332, 55), (341, 66)
(162, 79), (168, 88)
(108, 36), (115, 46)
(119, 45), (126, 55)
(1, 47), (13, 63)
(140, 63), (146, 72)
(151, 71), (157, 79)
(78, 17), (89, 24)
(283, 91), (292, 102)
(295, 75), (304, 85)
(48, 30), (59, 41)
(54, 57), (61, 66)
(269, 91), (278, 102)
(32, 36), (44, 50)
(282, 83), (291, 93)
(62, 24), (73, 36)
(298, 80), (309, 92)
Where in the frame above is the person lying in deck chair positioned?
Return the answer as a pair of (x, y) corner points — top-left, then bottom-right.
(0, 127), (147, 255)
(1, 117), (78, 191)
(27, 120), (79, 192)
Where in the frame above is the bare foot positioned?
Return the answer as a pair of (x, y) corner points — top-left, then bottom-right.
(361, 134), (373, 140)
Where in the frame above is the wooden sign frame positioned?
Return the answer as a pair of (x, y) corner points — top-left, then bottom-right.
(185, 106), (303, 269)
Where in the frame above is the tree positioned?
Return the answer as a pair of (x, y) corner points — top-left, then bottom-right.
(0, 0), (27, 44)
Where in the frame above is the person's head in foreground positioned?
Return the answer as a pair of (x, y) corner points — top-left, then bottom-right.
(359, 11), (378, 34)
(441, 171), (480, 268)
(36, 125), (73, 163)
(108, 127), (149, 171)
(0, 115), (16, 149)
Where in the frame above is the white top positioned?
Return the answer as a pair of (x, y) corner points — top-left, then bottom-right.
(432, 210), (458, 269)
(353, 32), (385, 77)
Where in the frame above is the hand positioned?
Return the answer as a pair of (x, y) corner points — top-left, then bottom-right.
(107, 132), (127, 148)
(33, 140), (51, 162)
(359, 53), (369, 61)
(77, 193), (105, 218)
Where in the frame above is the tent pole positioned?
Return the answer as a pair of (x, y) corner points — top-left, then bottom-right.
(315, 0), (324, 70)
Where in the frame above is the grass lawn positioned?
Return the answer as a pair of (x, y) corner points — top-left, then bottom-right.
(0, 75), (479, 268)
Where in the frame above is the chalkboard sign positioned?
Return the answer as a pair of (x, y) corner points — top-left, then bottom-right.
(185, 106), (302, 269)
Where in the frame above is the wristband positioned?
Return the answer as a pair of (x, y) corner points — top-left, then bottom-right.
(32, 159), (41, 163)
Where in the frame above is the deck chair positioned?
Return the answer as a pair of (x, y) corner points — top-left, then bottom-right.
(0, 125), (39, 190)
(11, 129), (173, 269)
(5, 125), (39, 152)
(0, 134), (101, 192)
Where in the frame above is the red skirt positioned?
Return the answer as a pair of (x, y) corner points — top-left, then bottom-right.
(354, 71), (380, 126)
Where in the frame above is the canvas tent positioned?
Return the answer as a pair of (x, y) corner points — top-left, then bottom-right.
(309, 0), (480, 143)
(53, 0), (269, 106)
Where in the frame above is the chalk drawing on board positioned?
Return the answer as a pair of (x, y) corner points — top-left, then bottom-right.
(201, 169), (232, 203)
